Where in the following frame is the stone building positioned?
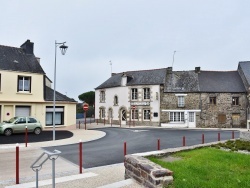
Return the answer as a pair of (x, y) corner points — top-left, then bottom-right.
(161, 66), (248, 128)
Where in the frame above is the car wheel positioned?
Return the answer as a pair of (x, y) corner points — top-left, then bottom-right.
(4, 128), (12, 136)
(34, 127), (42, 135)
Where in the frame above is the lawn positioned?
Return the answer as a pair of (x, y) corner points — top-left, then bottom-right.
(148, 146), (250, 188)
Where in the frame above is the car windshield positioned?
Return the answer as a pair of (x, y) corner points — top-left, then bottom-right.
(7, 117), (19, 123)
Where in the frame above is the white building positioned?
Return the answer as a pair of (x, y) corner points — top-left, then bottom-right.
(95, 69), (166, 126)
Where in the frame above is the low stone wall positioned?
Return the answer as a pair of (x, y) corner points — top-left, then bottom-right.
(240, 131), (250, 141)
(124, 141), (230, 188)
(124, 155), (173, 188)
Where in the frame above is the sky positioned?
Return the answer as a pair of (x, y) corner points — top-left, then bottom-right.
(1, 0), (250, 102)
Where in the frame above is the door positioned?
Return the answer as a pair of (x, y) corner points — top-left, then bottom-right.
(121, 110), (127, 125)
(13, 117), (27, 133)
(109, 109), (113, 123)
(232, 114), (240, 128)
(188, 112), (196, 128)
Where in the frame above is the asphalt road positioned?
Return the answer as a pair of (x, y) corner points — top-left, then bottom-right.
(43, 128), (239, 169)
(0, 130), (73, 144)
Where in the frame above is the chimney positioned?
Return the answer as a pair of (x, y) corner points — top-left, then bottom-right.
(167, 67), (172, 74)
(195, 67), (200, 73)
(20, 40), (34, 54)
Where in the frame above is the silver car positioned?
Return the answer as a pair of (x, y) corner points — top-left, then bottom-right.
(0, 116), (43, 136)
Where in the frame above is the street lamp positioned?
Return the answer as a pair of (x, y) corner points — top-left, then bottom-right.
(53, 41), (68, 141)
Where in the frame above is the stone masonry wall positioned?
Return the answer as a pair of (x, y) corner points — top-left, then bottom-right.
(124, 155), (173, 188)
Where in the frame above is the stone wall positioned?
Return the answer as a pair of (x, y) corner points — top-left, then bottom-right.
(160, 91), (247, 128)
(124, 155), (173, 188)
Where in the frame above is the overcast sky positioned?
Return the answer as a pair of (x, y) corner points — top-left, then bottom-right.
(1, 0), (250, 102)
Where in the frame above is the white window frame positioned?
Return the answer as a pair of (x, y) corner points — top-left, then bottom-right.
(175, 94), (187, 107)
(100, 108), (105, 118)
(143, 88), (150, 100)
(131, 88), (138, 100)
(189, 112), (194, 122)
(131, 109), (138, 120)
(170, 112), (185, 122)
(100, 91), (105, 102)
(143, 109), (150, 120)
(18, 76), (31, 92)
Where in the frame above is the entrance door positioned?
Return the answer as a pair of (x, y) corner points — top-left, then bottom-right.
(188, 112), (196, 128)
(121, 110), (126, 125)
(109, 109), (113, 123)
(232, 114), (240, 128)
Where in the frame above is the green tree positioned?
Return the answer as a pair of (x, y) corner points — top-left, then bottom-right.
(78, 91), (95, 106)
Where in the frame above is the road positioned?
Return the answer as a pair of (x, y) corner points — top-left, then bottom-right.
(43, 128), (239, 168)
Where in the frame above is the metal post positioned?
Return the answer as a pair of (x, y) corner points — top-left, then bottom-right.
(84, 111), (86, 130)
(157, 139), (160, 150)
(52, 158), (55, 188)
(36, 169), (38, 188)
(25, 126), (28, 147)
(79, 140), (83, 174)
(53, 40), (57, 141)
(16, 143), (19, 184)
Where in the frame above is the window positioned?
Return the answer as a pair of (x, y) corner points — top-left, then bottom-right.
(189, 112), (194, 122)
(132, 110), (138, 120)
(100, 108), (105, 118)
(144, 109), (150, 120)
(218, 114), (226, 124)
(232, 97), (239, 105)
(131, 88), (138, 100)
(143, 88), (150, 100)
(18, 76), (31, 92)
(100, 91), (105, 102)
(45, 106), (64, 126)
(170, 112), (185, 122)
(178, 96), (185, 107)
(210, 97), (216, 105)
(27, 117), (37, 123)
(114, 96), (118, 105)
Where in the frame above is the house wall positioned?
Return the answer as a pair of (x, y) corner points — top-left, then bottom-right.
(160, 91), (247, 128)
(199, 93), (247, 128)
(95, 85), (161, 126)
(0, 70), (44, 102)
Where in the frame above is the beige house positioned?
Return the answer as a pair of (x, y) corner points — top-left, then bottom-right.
(0, 40), (76, 128)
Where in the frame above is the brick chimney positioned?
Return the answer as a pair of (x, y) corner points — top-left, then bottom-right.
(20, 40), (34, 54)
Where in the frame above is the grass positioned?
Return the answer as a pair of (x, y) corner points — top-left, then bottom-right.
(212, 139), (250, 152)
(148, 146), (250, 188)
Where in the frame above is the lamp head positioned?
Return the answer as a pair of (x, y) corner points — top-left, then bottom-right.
(59, 43), (68, 55)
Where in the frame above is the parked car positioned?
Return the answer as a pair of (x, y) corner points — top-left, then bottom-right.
(0, 116), (43, 136)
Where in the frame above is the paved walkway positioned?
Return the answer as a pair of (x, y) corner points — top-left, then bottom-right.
(0, 122), (247, 188)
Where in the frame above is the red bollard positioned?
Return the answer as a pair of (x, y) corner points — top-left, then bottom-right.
(79, 140), (83, 174)
(16, 143), (19, 184)
(232, 131), (234, 139)
(157, 139), (160, 150)
(183, 136), (186, 146)
(202, 134), (204, 144)
(218, 132), (221, 141)
(25, 126), (28, 147)
(124, 142), (127, 156)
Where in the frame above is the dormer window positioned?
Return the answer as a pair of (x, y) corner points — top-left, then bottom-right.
(210, 97), (216, 105)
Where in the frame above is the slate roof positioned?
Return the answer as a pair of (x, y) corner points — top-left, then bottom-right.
(45, 86), (76, 102)
(0, 45), (45, 74)
(164, 71), (199, 92)
(198, 71), (246, 92)
(238, 61), (250, 87)
(95, 68), (166, 89)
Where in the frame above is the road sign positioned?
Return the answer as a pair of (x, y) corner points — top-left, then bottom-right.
(83, 103), (89, 111)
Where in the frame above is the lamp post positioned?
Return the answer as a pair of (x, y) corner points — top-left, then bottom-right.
(53, 41), (68, 141)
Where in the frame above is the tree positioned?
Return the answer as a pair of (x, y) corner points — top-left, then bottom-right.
(78, 91), (95, 106)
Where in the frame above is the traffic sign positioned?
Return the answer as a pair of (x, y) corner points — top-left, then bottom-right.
(83, 103), (89, 111)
